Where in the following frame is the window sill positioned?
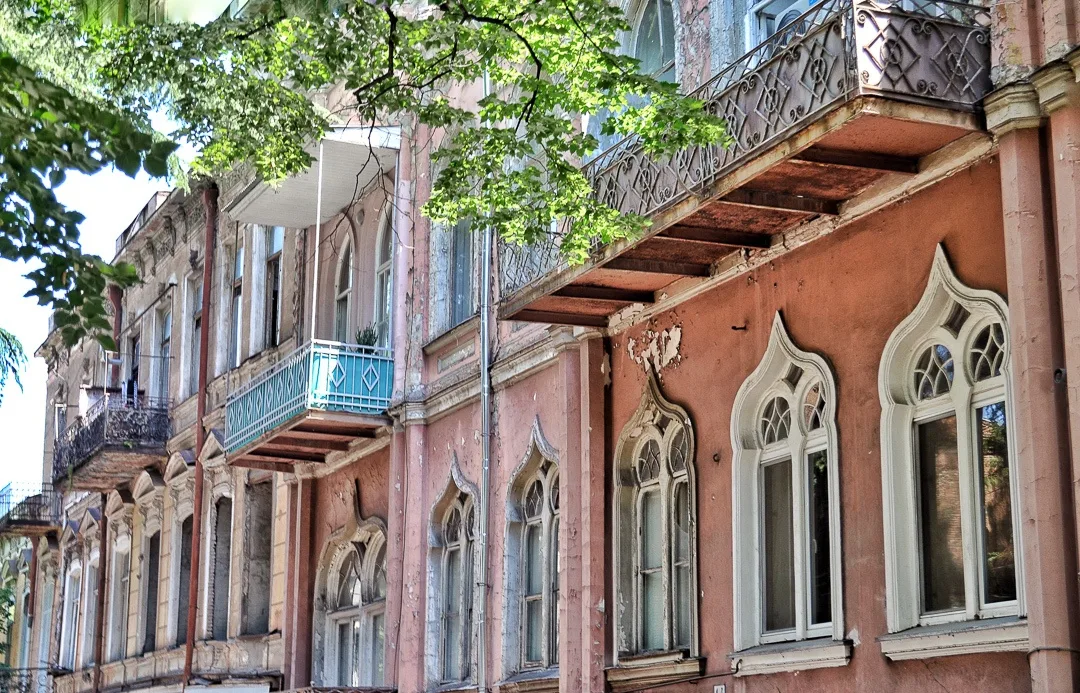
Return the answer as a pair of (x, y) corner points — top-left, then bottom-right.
(424, 315), (480, 355)
(877, 616), (1028, 661)
(498, 667), (559, 692)
(729, 638), (851, 676)
(606, 652), (704, 692)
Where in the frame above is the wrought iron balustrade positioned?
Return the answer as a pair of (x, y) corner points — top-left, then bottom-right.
(52, 395), (171, 483)
(224, 341), (394, 454)
(0, 483), (62, 534)
(500, 0), (991, 294)
(0, 668), (53, 693)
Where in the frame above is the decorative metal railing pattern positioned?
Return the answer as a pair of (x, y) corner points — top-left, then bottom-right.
(0, 668), (53, 693)
(282, 688), (395, 693)
(52, 395), (171, 483)
(224, 341), (394, 454)
(0, 483), (62, 532)
(499, 0), (990, 294)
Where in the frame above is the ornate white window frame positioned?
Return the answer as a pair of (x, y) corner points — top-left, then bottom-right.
(502, 419), (560, 680)
(611, 375), (700, 686)
(334, 233), (354, 343)
(313, 515), (388, 687)
(373, 210), (394, 348)
(201, 481), (234, 641)
(425, 456), (480, 688)
(105, 490), (134, 664)
(58, 551), (82, 671)
(878, 246), (1026, 656)
(165, 455), (196, 647)
(133, 469), (164, 655)
(730, 313), (847, 675)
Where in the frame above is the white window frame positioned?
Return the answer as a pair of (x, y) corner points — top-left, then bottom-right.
(80, 551), (99, 668)
(731, 313), (843, 656)
(59, 559), (82, 670)
(186, 277), (202, 399)
(629, 0), (677, 79)
(230, 244), (245, 368)
(518, 464), (559, 670)
(106, 536), (131, 663)
(334, 236), (354, 344)
(879, 245), (1023, 634)
(265, 225), (285, 348)
(325, 533), (387, 687)
(374, 213), (394, 348)
(612, 376), (699, 664)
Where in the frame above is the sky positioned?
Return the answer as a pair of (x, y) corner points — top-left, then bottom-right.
(0, 169), (166, 489)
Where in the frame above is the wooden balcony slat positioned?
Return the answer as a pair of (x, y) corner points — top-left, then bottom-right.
(514, 310), (609, 327)
(604, 257), (713, 277)
(720, 189), (840, 215)
(792, 147), (919, 173)
(553, 286), (655, 304)
(663, 226), (773, 249)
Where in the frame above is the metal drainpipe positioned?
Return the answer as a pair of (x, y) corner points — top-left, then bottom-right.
(476, 69), (494, 693)
(183, 182), (218, 687)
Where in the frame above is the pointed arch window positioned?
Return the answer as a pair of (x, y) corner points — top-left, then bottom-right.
(613, 378), (698, 666)
(374, 216), (393, 348)
(521, 464), (559, 668)
(329, 535), (387, 686)
(879, 248), (1023, 641)
(731, 315), (843, 667)
(440, 495), (475, 682)
(334, 239), (353, 343)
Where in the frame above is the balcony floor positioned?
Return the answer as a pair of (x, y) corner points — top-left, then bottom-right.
(59, 446), (169, 492)
(504, 99), (982, 326)
(229, 409), (389, 471)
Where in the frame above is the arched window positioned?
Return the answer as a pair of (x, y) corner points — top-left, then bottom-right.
(374, 215), (393, 348)
(334, 239), (353, 343)
(879, 247), (1022, 642)
(107, 537), (131, 662)
(209, 497), (233, 641)
(440, 496), (475, 682)
(613, 377), (698, 665)
(632, 0), (676, 80)
(730, 314), (845, 672)
(328, 535), (387, 686)
(521, 465), (559, 668)
(81, 552), (99, 668)
(174, 515), (193, 645)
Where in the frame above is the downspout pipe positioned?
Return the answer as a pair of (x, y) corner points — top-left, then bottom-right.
(476, 70), (493, 693)
(183, 182), (218, 686)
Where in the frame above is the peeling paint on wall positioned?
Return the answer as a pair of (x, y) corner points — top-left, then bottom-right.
(625, 322), (684, 377)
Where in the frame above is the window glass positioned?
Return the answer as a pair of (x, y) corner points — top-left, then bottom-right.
(640, 489), (664, 650)
(917, 415), (965, 613)
(449, 220), (474, 328)
(763, 459), (795, 632)
(807, 450), (831, 625)
(335, 244), (352, 343)
(977, 403), (1016, 604)
(443, 546), (463, 680)
(158, 312), (171, 400)
(672, 481), (692, 648)
(634, 0), (675, 80)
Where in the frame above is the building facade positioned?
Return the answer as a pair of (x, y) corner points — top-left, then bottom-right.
(2, 0), (1080, 691)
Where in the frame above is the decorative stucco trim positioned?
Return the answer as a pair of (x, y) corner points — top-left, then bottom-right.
(729, 638), (851, 676)
(878, 617), (1029, 661)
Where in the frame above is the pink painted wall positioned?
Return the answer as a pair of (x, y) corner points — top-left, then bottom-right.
(604, 158), (1031, 691)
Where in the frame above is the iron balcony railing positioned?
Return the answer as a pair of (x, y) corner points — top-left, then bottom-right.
(52, 394), (171, 483)
(0, 483), (62, 534)
(0, 668), (53, 693)
(224, 340), (394, 454)
(500, 0), (991, 294)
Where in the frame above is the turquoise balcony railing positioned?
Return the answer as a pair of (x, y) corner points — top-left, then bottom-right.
(225, 341), (394, 455)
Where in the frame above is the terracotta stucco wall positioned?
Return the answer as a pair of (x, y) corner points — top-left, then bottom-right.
(604, 158), (1029, 691)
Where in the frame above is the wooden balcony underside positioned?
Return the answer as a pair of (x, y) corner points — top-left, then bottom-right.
(505, 100), (980, 326)
(229, 409), (389, 471)
(61, 448), (168, 492)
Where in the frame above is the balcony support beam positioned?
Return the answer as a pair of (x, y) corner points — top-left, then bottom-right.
(603, 257), (713, 277)
(721, 189), (840, 215)
(792, 147), (919, 174)
(231, 456), (301, 473)
(663, 226), (772, 249)
(515, 310), (609, 328)
(271, 435), (352, 452)
(553, 286), (655, 304)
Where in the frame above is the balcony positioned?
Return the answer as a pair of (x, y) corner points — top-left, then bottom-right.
(0, 669), (52, 693)
(52, 394), (170, 491)
(0, 483), (62, 537)
(224, 341), (393, 468)
(500, 0), (991, 324)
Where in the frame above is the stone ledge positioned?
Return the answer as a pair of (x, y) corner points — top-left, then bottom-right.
(877, 616), (1029, 661)
(606, 652), (704, 692)
(729, 638), (851, 676)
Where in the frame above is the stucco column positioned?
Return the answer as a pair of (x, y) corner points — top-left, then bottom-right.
(1035, 60), (1080, 583)
(988, 84), (1080, 693)
(285, 477), (315, 688)
(392, 415), (428, 692)
(579, 337), (609, 691)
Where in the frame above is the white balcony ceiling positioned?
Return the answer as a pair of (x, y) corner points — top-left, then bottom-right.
(227, 126), (400, 228)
